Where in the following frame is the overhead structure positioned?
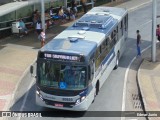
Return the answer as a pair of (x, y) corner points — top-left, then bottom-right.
(64, 0), (67, 8)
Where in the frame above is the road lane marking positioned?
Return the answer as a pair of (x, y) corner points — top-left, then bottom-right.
(128, 0), (152, 12)
(16, 76), (35, 120)
(20, 78), (35, 111)
(122, 45), (151, 120)
(140, 20), (152, 27)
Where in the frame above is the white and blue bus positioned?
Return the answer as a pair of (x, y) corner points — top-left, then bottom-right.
(32, 7), (128, 111)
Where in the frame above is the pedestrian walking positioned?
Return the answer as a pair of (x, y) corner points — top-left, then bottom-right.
(156, 25), (160, 42)
(36, 20), (42, 35)
(136, 30), (141, 56)
(71, 0), (78, 17)
(38, 29), (46, 47)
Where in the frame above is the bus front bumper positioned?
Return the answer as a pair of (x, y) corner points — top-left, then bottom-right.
(36, 94), (89, 111)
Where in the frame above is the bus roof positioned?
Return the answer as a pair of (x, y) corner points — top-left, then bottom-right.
(41, 38), (97, 58)
(41, 7), (127, 58)
(87, 6), (127, 22)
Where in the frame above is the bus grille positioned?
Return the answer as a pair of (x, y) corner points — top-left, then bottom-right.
(44, 99), (75, 108)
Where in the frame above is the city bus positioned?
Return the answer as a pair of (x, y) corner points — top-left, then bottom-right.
(31, 7), (128, 111)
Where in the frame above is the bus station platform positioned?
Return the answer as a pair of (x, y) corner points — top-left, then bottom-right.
(138, 44), (160, 113)
(1, 0), (159, 120)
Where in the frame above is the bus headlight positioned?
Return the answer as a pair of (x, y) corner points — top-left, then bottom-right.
(81, 96), (86, 101)
(36, 90), (40, 95)
(75, 96), (86, 105)
(36, 90), (44, 101)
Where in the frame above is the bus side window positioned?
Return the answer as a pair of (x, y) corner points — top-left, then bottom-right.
(113, 29), (117, 43)
(105, 37), (110, 53)
(107, 35), (112, 50)
(118, 23), (121, 38)
(101, 40), (106, 52)
(99, 46), (102, 54)
(110, 32), (115, 47)
(88, 66), (91, 81)
(95, 57), (101, 71)
(100, 40), (107, 62)
(90, 64), (94, 80)
(105, 37), (108, 46)
(124, 14), (128, 31)
(88, 63), (94, 83)
(116, 26), (118, 40)
(121, 20), (123, 36)
(95, 48), (99, 58)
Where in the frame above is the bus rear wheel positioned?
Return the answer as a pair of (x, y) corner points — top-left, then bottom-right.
(96, 81), (99, 95)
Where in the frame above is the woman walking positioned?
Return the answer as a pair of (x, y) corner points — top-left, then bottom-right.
(38, 29), (46, 47)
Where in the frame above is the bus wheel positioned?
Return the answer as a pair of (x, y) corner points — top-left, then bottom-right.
(96, 82), (99, 95)
(114, 52), (120, 70)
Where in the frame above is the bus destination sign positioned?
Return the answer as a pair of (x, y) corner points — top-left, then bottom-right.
(44, 53), (81, 62)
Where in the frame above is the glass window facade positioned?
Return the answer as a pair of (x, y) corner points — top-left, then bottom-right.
(0, 0), (113, 39)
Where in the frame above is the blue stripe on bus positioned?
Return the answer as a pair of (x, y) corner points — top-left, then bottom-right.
(95, 48), (116, 77)
(79, 84), (93, 97)
(102, 47), (115, 66)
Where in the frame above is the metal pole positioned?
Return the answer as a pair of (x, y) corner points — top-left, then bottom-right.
(152, 0), (157, 62)
(91, 0), (94, 8)
(64, 0), (67, 8)
(41, 0), (45, 33)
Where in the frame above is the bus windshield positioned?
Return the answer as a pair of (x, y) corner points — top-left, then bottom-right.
(38, 61), (87, 90)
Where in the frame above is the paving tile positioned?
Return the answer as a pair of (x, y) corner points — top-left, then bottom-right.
(0, 99), (6, 111)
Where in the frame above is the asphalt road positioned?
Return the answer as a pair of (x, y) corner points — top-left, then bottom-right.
(8, 1), (160, 120)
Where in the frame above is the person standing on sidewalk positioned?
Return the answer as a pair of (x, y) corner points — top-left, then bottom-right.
(136, 30), (141, 56)
(156, 25), (160, 42)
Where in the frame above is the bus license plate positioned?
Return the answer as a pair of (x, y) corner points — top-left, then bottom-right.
(55, 103), (63, 107)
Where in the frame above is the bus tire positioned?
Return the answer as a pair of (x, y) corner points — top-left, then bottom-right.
(114, 52), (120, 70)
(96, 81), (99, 95)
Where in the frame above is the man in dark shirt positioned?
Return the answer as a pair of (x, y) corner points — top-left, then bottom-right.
(136, 30), (141, 56)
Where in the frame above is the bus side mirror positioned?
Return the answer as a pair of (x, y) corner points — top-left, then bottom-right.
(30, 65), (34, 75)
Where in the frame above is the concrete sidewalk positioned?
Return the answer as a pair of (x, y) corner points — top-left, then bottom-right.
(138, 43), (160, 120)
(0, 0), (152, 116)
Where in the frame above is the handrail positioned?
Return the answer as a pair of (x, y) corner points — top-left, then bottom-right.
(0, 26), (11, 31)
(0, 21), (33, 31)
(0, 16), (31, 24)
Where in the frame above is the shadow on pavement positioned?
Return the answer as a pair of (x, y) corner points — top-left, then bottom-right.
(118, 37), (151, 71)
